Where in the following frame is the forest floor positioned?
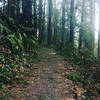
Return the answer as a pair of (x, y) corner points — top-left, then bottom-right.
(9, 48), (85, 100)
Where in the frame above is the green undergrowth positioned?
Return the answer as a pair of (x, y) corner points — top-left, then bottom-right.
(23, 81), (34, 85)
(67, 73), (85, 83)
(53, 43), (100, 99)
(0, 16), (39, 99)
(0, 89), (13, 100)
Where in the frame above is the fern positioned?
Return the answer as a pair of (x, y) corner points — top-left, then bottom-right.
(0, 23), (3, 33)
(6, 33), (25, 55)
(23, 33), (39, 53)
(6, 32), (39, 56)
(0, 19), (12, 34)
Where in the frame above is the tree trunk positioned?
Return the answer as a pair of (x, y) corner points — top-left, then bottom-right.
(34, 0), (37, 37)
(79, 0), (85, 49)
(3, 0), (6, 14)
(42, 0), (46, 44)
(22, 0), (32, 26)
(47, 0), (52, 46)
(90, 0), (95, 51)
(38, 0), (43, 45)
(8, 0), (16, 17)
(53, 0), (57, 45)
(98, 3), (100, 57)
(16, 0), (20, 21)
(61, 0), (65, 46)
(69, 0), (74, 45)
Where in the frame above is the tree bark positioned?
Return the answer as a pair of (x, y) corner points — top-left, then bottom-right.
(61, 0), (65, 46)
(38, 0), (43, 45)
(34, 0), (37, 37)
(53, 0), (57, 44)
(3, 0), (6, 14)
(90, 0), (95, 51)
(8, 0), (16, 17)
(42, 0), (46, 44)
(69, 0), (75, 45)
(47, 0), (52, 46)
(22, 0), (32, 26)
(98, 3), (100, 57)
(79, 0), (85, 49)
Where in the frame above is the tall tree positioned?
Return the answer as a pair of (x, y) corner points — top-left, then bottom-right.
(16, 0), (21, 22)
(98, 2), (100, 57)
(53, 0), (58, 45)
(38, 0), (43, 45)
(34, 0), (37, 37)
(79, 0), (85, 49)
(8, 0), (16, 17)
(61, 0), (65, 46)
(22, 0), (32, 26)
(42, 0), (46, 43)
(47, 0), (52, 46)
(69, 0), (75, 45)
(3, 0), (6, 14)
(90, 0), (95, 51)
(16, 0), (20, 16)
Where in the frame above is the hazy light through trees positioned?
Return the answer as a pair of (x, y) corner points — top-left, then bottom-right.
(0, 0), (99, 42)
(95, 3), (99, 39)
(0, 0), (99, 39)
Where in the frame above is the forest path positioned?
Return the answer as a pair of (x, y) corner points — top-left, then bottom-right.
(11, 48), (76, 100)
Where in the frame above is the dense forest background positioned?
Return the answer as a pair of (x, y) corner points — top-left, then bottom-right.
(0, 0), (100, 52)
(0, 0), (100, 99)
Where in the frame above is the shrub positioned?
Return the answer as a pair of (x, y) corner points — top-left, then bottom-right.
(58, 44), (95, 65)
(0, 53), (17, 85)
(23, 33), (39, 55)
(67, 73), (85, 83)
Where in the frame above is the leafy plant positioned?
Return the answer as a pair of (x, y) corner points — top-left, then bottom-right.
(23, 33), (39, 54)
(6, 33), (25, 56)
(81, 95), (90, 100)
(0, 53), (17, 85)
(67, 73), (85, 83)
(0, 18), (12, 35)
(8, 17), (15, 24)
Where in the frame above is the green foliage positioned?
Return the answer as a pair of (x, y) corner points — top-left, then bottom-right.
(8, 17), (15, 24)
(0, 22), (3, 33)
(0, 88), (13, 100)
(6, 33), (25, 56)
(23, 33), (39, 55)
(0, 53), (17, 85)
(0, 18), (12, 34)
(5, 32), (39, 57)
(67, 73), (85, 83)
(81, 95), (90, 100)
(78, 48), (95, 65)
(0, 16), (39, 99)
(61, 44), (79, 60)
(82, 24), (94, 50)
(58, 44), (95, 65)
(0, 32), (39, 97)
(23, 81), (34, 85)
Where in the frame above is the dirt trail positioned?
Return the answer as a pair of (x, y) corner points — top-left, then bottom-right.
(10, 48), (76, 100)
